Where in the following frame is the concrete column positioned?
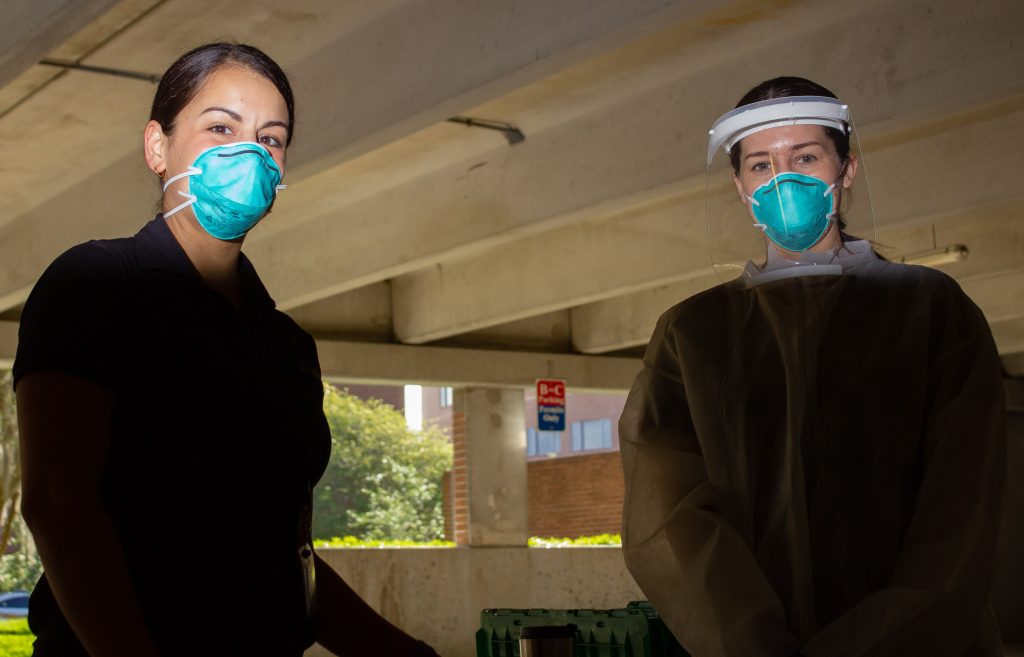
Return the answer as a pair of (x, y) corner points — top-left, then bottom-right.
(451, 386), (528, 547)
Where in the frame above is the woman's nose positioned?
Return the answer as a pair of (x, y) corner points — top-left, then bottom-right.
(770, 154), (792, 174)
(238, 127), (259, 143)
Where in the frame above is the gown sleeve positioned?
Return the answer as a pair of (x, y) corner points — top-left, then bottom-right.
(619, 310), (803, 657)
(801, 295), (1006, 657)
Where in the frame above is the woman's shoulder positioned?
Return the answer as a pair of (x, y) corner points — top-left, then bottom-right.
(856, 259), (976, 306)
(14, 237), (140, 388)
(38, 237), (138, 287)
(656, 281), (742, 330)
(855, 260), (994, 349)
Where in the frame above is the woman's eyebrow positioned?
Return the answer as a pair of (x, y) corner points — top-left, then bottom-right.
(259, 120), (289, 132)
(200, 107), (286, 133)
(201, 106), (242, 121)
(743, 141), (825, 161)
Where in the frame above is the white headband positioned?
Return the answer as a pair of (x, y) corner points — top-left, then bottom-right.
(707, 95), (850, 165)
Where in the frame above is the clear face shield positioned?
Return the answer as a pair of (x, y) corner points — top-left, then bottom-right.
(705, 96), (875, 282)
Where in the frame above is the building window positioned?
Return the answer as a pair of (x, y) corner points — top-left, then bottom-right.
(570, 418), (613, 452)
(527, 428), (562, 456)
(439, 386), (453, 408)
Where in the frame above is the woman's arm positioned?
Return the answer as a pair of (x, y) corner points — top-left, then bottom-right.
(311, 552), (439, 656)
(620, 361), (802, 657)
(801, 321), (1006, 657)
(18, 371), (160, 657)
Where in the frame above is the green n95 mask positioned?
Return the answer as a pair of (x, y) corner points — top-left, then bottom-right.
(162, 142), (284, 240)
(747, 172), (836, 252)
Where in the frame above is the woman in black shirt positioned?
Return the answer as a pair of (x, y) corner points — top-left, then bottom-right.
(15, 42), (439, 657)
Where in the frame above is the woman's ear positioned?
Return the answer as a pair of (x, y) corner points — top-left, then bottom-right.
(841, 154), (859, 190)
(733, 173), (747, 203)
(143, 120), (167, 177)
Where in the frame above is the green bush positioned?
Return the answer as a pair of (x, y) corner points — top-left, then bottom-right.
(0, 540), (42, 592)
(314, 385), (452, 542)
(314, 536), (454, 549)
(314, 534), (622, 548)
(528, 533), (622, 548)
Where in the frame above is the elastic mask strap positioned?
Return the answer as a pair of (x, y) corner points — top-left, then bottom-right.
(824, 182), (838, 219)
(163, 190), (196, 219)
(161, 165), (201, 192)
(745, 195), (767, 231)
(161, 166), (201, 219)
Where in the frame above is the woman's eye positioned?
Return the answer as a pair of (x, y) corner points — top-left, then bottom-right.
(209, 124), (233, 135)
(751, 162), (769, 172)
(797, 153), (817, 164)
(259, 134), (283, 148)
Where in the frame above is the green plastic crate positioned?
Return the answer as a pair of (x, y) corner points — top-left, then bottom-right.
(475, 601), (690, 657)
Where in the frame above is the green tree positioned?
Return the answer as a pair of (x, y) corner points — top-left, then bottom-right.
(0, 370), (42, 591)
(1, 370), (19, 555)
(313, 384), (452, 542)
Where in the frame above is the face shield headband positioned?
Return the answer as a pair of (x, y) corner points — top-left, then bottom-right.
(706, 95), (851, 166)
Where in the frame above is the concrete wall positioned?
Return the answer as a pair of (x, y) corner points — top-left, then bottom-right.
(304, 546), (643, 657)
(306, 538), (1024, 657)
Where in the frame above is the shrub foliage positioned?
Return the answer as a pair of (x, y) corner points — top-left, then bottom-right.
(313, 385), (452, 542)
(0, 370), (42, 592)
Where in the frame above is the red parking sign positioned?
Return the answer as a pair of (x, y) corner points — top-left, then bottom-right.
(537, 378), (566, 431)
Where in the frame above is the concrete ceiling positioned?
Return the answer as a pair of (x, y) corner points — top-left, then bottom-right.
(2, 0), (1023, 388)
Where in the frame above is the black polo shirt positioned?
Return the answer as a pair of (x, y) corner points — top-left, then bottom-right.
(14, 216), (331, 656)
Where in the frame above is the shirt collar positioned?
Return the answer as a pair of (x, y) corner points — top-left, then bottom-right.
(134, 215), (276, 312)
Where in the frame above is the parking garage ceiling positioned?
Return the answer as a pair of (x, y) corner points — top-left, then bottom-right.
(2, 0), (1023, 386)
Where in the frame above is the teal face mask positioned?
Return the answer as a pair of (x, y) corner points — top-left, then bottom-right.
(162, 142), (284, 240)
(747, 172), (836, 252)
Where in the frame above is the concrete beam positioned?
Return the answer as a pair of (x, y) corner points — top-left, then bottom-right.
(0, 152), (153, 311)
(390, 107), (1024, 343)
(0, 0), (779, 312)
(571, 277), (719, 354)
(247, 0), (1023, 313)
(3, 0), (1019, 315)
(568, 201), (1024, 354)
(390, 188), (704, 343)
(82, 0), (743, 179)
(283, 0), (748, 178)
(569, 267), (1024, 359)
(285, 281), (394, 341)
(3, 0), (1021, 328)
(315, 339), (640, 391)
(1007, 377), (1024, 413)
(0, 0), (164, 117)
(0, 0), (117, 89)
(991, 317), (1024, 358)
(0, 319), (639, 389)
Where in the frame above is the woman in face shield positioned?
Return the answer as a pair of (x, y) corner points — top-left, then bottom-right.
(619, 77), (1006, 657)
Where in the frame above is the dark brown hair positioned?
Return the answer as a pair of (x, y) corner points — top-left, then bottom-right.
(150, 42), (295, 146)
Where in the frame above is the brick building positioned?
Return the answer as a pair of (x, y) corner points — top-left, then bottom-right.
(434, 386), (627, 541)
(331, 383), (628, 541)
